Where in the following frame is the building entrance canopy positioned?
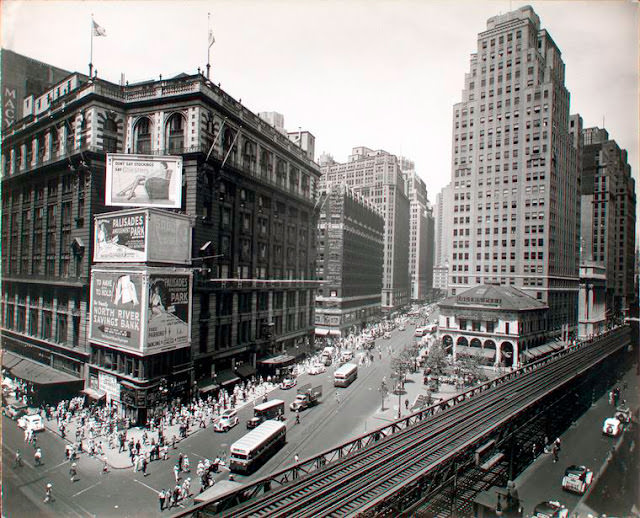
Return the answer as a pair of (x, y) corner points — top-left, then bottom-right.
(3, 351), (81, 385)
(258, 354), (296, 367)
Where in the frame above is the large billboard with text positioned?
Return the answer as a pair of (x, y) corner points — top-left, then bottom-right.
(89, 267), (192, 355)
(94, 209), (191, 264)
(105, 154), (183, 208)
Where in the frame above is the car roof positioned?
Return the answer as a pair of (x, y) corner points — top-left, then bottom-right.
(565, 465), (585, 473)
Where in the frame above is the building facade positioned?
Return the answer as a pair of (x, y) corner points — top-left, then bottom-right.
(402, 164), (434, 301)
(448, 6), (581, 339)
(434, 184), (453, 294)
(579, 126), (636, 318)
(1, 64), (321, 421)
(320, 147), (410, 311)
(314, 185), (384, 337)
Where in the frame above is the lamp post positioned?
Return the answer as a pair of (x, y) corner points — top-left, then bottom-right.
(380, 381), (387, 411)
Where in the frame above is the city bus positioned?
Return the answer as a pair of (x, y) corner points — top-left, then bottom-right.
(229, 420), (287, 474)
(246, 399), (285, 428)
(334, 362), (358, 387)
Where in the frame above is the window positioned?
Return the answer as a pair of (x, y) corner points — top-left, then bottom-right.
(134, 117), (152, 154)
(102, 117), (118, 152)
(166, 113), (185, 153)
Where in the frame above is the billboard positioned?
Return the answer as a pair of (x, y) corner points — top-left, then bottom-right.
(105, 154), (183, 208)
(94, 209), (192, 264)
(90, 267), (192, 355)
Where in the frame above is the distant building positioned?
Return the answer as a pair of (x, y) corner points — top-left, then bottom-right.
(402, 165), (434, 301)
(579, 126), (636, 318)
(438, 284), (549, 369)
(433, 263), (449, 293)
(314, 185), (384, 337)
(434, 184), (453, 281)
(578, 262), (606, 339)
(1, 49), (75, 130)
(448, 6), (581, 340)
(320, 147), (410, 311)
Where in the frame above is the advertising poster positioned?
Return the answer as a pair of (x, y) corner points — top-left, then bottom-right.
(106, 154), (183, 208)
(94, 212), (147, 262)
(146, 274), (191, 350)
(147, 212), (191, 264)
(90, 270), (144, 350)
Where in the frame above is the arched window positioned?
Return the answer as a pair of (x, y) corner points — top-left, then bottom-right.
(165, 113), (185, 153)
(51, 126), (60, 159)
(260, 149), (272, 177)
(134, 117), (152, 154)
(243, 139), (256, 171)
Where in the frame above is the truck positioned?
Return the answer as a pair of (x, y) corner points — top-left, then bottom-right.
(290, 384), (322, 411)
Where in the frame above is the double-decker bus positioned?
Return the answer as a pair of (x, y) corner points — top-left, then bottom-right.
(246, 399), (285, 428)
(229, 420), (287, 474)
(334, 362), (358, 387)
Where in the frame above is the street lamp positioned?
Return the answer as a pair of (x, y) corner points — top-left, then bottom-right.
(380, 381), (387, 411)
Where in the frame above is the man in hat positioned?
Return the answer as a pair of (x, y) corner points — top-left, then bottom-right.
(69, 462), (78, 482)
(44, 483), (53, 503)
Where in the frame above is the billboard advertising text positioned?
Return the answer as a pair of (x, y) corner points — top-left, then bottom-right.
(146, 274), (191, 349)
(106, 154), (182, 208)
(94, 212), (147, 262)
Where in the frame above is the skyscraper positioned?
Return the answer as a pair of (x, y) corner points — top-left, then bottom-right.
(320, 147), (410, 311)
(449, 5), (581, 338)
(580, 126), (637, 317)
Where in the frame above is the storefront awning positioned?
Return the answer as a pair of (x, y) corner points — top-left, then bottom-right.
(315, 328), (330, 336)
(258, 354), (295, 366)
(215, 369), (240, 387)
(2, 350), (23, 369)
(328, 329), (342, 337)
(81, 387), (107, 400)
(235, 364), (256, 379)
(197, 378), (219, 393)
(522, 343), (562, 360)
(7, 354), (81, 385)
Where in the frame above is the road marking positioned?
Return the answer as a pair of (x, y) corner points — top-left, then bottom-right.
(72, 480), (102, 498)
(134, 478), (160, 494)
(3, 443), (33, 469)
(42, 460), (70, 474)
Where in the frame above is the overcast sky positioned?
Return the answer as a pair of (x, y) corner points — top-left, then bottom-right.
(2, 0), (638, 203)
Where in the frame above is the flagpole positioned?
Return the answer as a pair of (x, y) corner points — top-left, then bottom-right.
(206, 12), (211, 79)
(89, 14), (94, 77)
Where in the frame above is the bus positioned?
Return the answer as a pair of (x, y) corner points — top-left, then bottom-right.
(334, 363), (358, 387)
(246, 399), (285, 428)
(229, 420), (287, 474)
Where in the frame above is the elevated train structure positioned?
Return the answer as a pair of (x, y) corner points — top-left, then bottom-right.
(179, 325), (632, 517)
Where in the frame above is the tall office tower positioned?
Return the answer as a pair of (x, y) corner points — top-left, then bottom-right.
(434, 184), (454, 293)
(314, 185), (385, 337)
(402, 165), (434, 301)
(449, 5), (581, 338)
(321, 147), (410, 311)
(580, 126), (637, 316)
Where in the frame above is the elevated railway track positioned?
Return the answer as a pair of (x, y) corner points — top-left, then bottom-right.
(181, 325), (631, 517)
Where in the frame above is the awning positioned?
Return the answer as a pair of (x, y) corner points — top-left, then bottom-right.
(215, 369), (240, 387)
(258, 354), (295, 366)
(522, 343), (560, 361)
(197, 378), (219, 393)
(2, 350), (23, 369)
(8, 355), (81, 385)
(235, 364), (256, 379)
(328, 329), (342, 337)
(81, 387), (107, 400)
(315, 328), (330, 336)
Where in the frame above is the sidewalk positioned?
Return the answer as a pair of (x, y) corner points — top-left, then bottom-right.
(43, 382), (278, 469)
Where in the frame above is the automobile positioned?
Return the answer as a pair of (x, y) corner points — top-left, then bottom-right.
(308, 363), (326, 375)
(615, 405), (632, 424)
(17, 413), (44, 432)
(214, 409), (238, 432)
(561, 465), (593, 495)
(532, 500), (569, 518)
(341, 350), (354, 362)
(398, 325), (406, 331)
(383, 332), (391, 339)
(280, 378), (297, 390)
(323, 357), (333, 366)
(602, 416), (623, 437)
(3, 402), (28, 420)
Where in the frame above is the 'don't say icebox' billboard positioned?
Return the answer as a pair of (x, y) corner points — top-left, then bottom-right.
(89, 267), (192, 355)
(94, 208), (192, 264)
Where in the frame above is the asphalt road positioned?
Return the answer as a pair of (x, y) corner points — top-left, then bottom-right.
(1, 323), (415, 518)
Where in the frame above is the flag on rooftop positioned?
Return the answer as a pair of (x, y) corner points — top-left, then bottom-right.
(93, 20), (107, 37)
(208, 29), (215, 48)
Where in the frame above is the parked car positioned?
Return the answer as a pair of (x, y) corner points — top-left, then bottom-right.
(383, 332), (391, 339)
(214, 409), (238, 432)
(602, 416), (623, 437)
(280, 378), (297, 390)
(3, 402), (28, 420)
(17, 413), (44, 432)
(398, 325), (406, 331)
(561, 465), (593, 495)
(533, 501), (569, 518)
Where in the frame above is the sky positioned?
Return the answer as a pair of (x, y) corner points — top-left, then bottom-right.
(2, 0), (638, 204)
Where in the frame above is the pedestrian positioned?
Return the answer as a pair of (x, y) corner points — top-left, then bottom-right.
(70, 462), (78, 482)
(102, 458), (109, 474)
(34, 448), (42, 466)
(183, 455), (190, 472)
(554, 437), (561, 452)
(44, 483), (53, 503)
(172, 435), (177, 449)
(174, 463), (181, 483)
(294, 453), (299, 464)
(552, 443), (559, 463)
(158, 489), (165, 511)
(178, 452), (184, 472)
(14, 449), (23, 468)
(142, 456), (148, 477)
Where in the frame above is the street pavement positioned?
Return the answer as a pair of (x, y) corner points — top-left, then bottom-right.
(513, 362), (639, 517)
